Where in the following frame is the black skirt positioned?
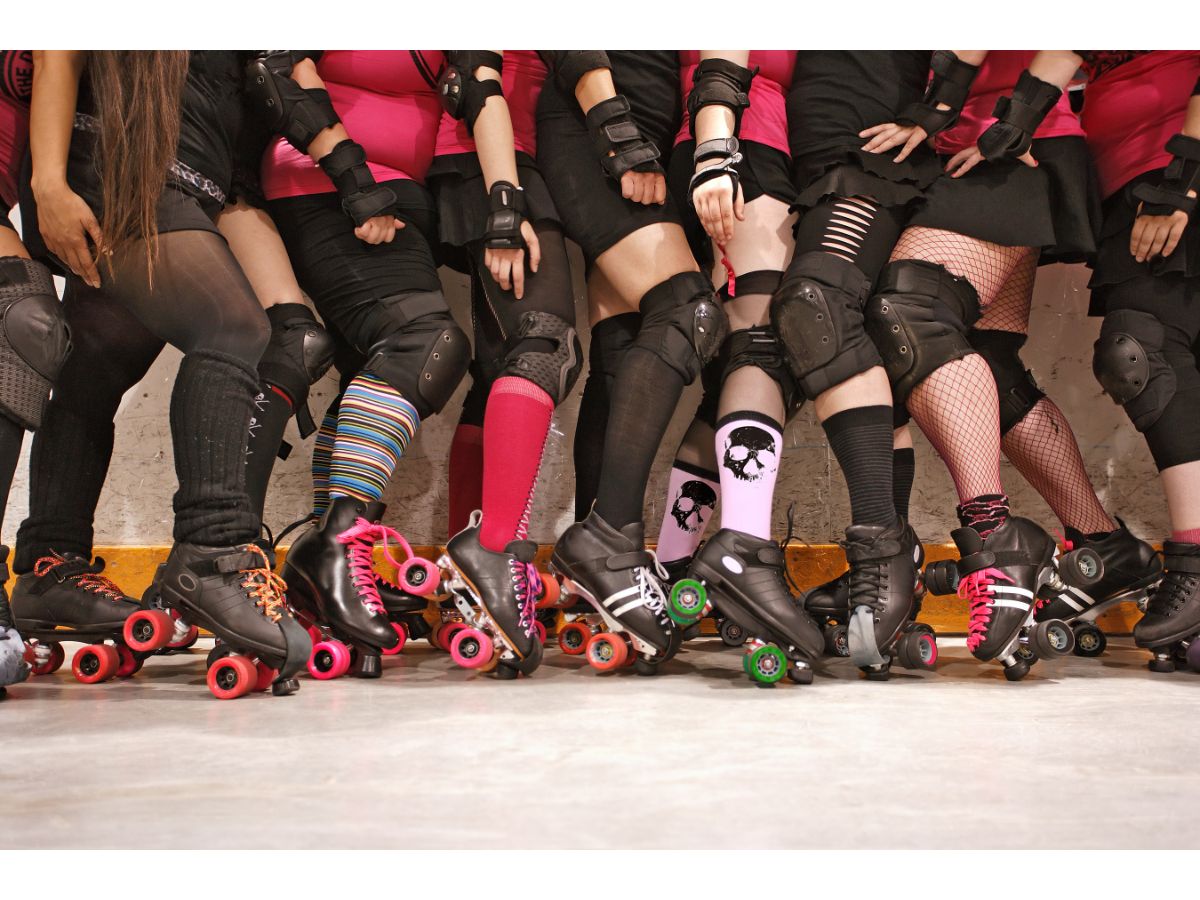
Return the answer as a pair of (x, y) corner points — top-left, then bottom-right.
(791, 145), (942, 212)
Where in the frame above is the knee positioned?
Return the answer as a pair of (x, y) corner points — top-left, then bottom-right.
(500, 310), (582, 405)
(634, 271), (728, 384)
(722, 325), (802, 412)
(968, 328), (1044, 434)
(865, 258), (981, 404)
(1092, 308), (1187, 433)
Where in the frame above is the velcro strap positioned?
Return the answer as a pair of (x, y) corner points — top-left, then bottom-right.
(1133, 181), (1197, 217)
(757, 546), (785, 567)
(602, 119), (642, 144)
(194, 550), (261, 576)
(1166, 133), (1200, 162)
(896, 101), (955, 134)
(992, 95), (1044, 135)
(51, 558), (94, 581)
(927, 50), (978, 109)
(1165, 553), (1200, 575)
(485, 208), (525, 249)
(956, 549), (997, 576)
(342, 186), (397, 227)
(608, 550), (652, 571)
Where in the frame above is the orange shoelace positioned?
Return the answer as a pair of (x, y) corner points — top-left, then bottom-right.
(238, 544), (288, 623)
(33, 553), (126, 602)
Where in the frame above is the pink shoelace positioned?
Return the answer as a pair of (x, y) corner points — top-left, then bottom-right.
(513, 560), (540, 637)
(337, 518), (416, 617)
(959, 566), (1014, 653)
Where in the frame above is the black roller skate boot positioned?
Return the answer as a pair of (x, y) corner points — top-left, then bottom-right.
(1036, 520), (1162, 657)
(841, 518), (922, 680)
(281, 496), (403, 679)
(158, 541), (310, 698)
(12, 550), (177, 683)
(682, 528), (823, 686)
(362, 501), (435, 645)
(439, 512), (543, 678)
(1134, 541), (1200, 673)
(550, 510), (680, 674)
(0, 547), (31, 698)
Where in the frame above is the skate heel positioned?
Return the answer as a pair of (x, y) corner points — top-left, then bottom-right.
(351, 648), (382, 678)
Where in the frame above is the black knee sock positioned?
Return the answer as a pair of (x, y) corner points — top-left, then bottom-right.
(244, 383), (294, 522)
(0, 415), (23, 535)
(892, 447), (916, 521)
(170, 350), (260, 547)
(823, 406), (898, 528)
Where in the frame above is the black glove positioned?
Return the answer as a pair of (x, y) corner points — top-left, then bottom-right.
(585, 95), (662, 181)
(1133, 134), (1200, 218)
(318, 139), (396, 227)
(978, 70), (1063, 162)
(896, 50), (980, 135)
(484, 181), (528, 250)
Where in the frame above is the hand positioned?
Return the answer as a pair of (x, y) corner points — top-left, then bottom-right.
(354, 215), (404, 245)
(620, 168), (666, 205)
(1131, 203), (1191, 263)
(692, 167), (744, 245)
(859, 122), (929, 163)
(945, 145), (984, 178)
(484, 220), (541, 299)
(34, 180), (102, 287)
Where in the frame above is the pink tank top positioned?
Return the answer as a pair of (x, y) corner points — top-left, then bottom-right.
(262, 51), (446, 201)
(0, 51), (33, 209)
(434, 51), (547, 158)
(1080, 50), (1200, 198)
(936, 51), (1083, 156)
(675, 51), (795, 155)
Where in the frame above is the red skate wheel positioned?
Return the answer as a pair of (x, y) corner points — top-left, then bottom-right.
(123, 608), (175, 652)
(309, 640), (352, 680)
(586, 632), (627, 671)
(72, 644), (119, 684)
(536, 573), (561, 609)
(399, 557), (440, 596)
(115, 644), (145, 678)
(25, 641), (66, 676)
(557, 622), (591, 656)
(381, 622), (408, 656)
(253, 660), (278, 693)
(533, 620), (547, 646)
(207, 655), (257, 700)
(436, 621), (467, 652)
(449, 627), (495, 669)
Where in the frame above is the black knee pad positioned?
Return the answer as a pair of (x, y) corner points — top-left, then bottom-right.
(866, 259), (981, 403)
(722, 326), (802, 412)
(360, 292), (470, 419)
(0, 257), (71, 431)
(1093, 309), (1180, 433)
(634, 271), (728, 384)
(769, 251), (879, 397)
(502, 310), (582, 404)
(968, 328), (1045, 434)
(257, 303), (335, 437)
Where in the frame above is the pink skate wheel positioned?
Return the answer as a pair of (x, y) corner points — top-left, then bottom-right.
(399, 557), (440, 596)
(115, 644), (144, 678)
(381, 622), (408, 656)
(308, 640), (352, 680)
(557, 622), (591, 656)
(72, 644), (119, 684)
(436, 621), (467, 652)
(253, 660), (278, 692)
(535, 573), (561, 609)
(123, 608), (174, 652)
(449, 627), (495, 669)
(586, 632), (627, 671)
(25, 641), (65, 676)
(533, 620), (547, 646)
(207, 655), (256, 700)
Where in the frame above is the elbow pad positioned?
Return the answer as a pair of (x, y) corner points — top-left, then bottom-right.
(544, 51), (612, 94)
(687, 57), (755, 139)
(245, 51), (340, 153)
(897, 50), (980, 135)
(439, 51), (505, 134)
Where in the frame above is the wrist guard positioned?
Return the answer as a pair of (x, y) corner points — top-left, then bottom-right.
(687, 58), (755, 138)
(484, 181), (528, 250)
(585, 95), (662, 181)
(245, 51), (339, 153)
(318, 140), (396, 227)
(544, 51), (611, 93)
(440, 51), (505, 135)
(896, 50), (980, 135)
(1134, 134), (1200, 217)
(687, 137), (743, 206)
(978, 70), (1062, 161)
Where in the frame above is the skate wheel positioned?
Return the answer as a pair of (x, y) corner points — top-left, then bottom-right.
(381, 622), (408, 656)
(557, 622), (592, 656)
(787, 663), (814, 685)
(434, 621), (467, 653)
(1032, 619), (1075, 658)
(719, 617), (746, 648)
(1004, 658), (1031, 682)
(1015, 644), (1038, 664)
(823, 623), (850, 658)
(72, 644), (119, 684)
(1148, 653), (1177, 674)
(206, 641), (235, 669)
(896, 629), (938, 670)
(309, 640), (352, 680)
(166, 618), (200, 651)
(25, 641), (65, 676)
(449, 627), (494, 669)
(1060, 547), (1104, 589)
(115, 644), (145, 678)
(667, 578), (707, 625)
(923, 559), (959, 596)
(1072, 623), (1107, 658)
(745, 644), (787, 685)
(535, 573), (561, 609)
(123, 608), (175, 652)
(398, 557), (440, 597)
(207, 655), (257, 700)
(586, 632), (628, 671)
(1186, 640), (1200, 673)
(253, 660), (278, 693)
(533, 619), (547, 646)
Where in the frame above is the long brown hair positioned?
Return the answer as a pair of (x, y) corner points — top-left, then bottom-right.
(87, 50), (189, 276)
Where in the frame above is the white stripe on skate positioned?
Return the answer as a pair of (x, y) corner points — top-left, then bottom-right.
(611, 598), (646, 617)
(602, 586), (640, 608)
(991, 585), (1034, 600)
(1065, 586), (1094, 609)
(991, 597), (1031, 611)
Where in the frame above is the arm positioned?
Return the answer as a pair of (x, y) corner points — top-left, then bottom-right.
(29, 50), (102, 287)
(1130, 84), (1200, 261)
(688, 50), (752, 244)
(975, 50), (1079, 164)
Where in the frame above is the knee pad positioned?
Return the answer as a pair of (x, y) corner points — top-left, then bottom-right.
(1093, 309), (1178, 432)
(0, 257), (71, 431)
(866, 259), (981, 403)
(361, 293), (470, 419)
(502, 310), (582, 404)
(968, 328), (1045, 434)
(258, 304), (335, 437)
(634, 271), (728, 384)
(722, 326), (802, 412)
(769, 251), (878, 397)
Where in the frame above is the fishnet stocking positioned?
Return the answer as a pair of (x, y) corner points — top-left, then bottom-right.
(977, 249), (1037, 333)
(891, 227), (1033, 307)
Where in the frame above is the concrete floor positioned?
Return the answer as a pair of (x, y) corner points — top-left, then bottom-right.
(1, 635), (1196, 849)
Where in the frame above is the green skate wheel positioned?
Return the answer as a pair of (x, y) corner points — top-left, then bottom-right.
(746, 645), (786, 684)
(668, 579), (708, 625)
(741, 651), (753, 675)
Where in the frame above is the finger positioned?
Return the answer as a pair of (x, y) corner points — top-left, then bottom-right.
(734, 186), (746, 221)
(1019, 150), (1038, 168)
(82, 211), (103, 251)
(720, 195), (735, 244)
(1130, 220), (1146, 259)
(484, 248), (495, 271)
(1163, 221), (1185, 257)
(1146, 226), (1168, 260)
(653, 174), (667, 205)
(384, 224), (396, 243)
(858, 123), (891, 139)
(527, 231), (541, 272)
(499, 257), (513, 291)
(394, 218), (405, 229)
(621, 171), (634, 200)
(895, 132), (923, 163)
(1133, 222), (1156, 262)
(513, 257), (525, 299)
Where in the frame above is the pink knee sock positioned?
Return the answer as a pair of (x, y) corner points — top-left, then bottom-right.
(448, 423), (484, 539)
(1172, 527), (1200, 544)
(480, 377), (554, 552)
(716, 413), (783, 540)
(656, 461), (720, 563)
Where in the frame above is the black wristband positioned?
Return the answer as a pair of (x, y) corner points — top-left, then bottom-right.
(585, 95), (662, 181)
(318, 140), (396, 226)
(484, 180), (528, 250)
(897, 51), (980, 135)
(1133, 133), (1200, 217)
(978, 70), (1062, 162)
(688, 138), (743, 207)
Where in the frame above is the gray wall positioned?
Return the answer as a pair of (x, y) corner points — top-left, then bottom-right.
(2, 240), (1168, 549)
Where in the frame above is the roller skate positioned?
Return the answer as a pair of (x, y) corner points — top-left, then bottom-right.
(0, 547), (31, 699)
(1133, 541), (1200, 674)
(282, 496), (438, 680)
(435, 511), (546, 678)
(12, 551), (177, 685)
(923, 516), (1100, 681)
(157, 541), (311, 699)
(669, 528), (822, 686)
(549, 510), (680, 675)
(1035, 521), (1162, 657)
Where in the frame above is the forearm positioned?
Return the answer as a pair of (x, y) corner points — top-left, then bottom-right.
(289, 58), (353, 162)
(693, 51), (747, 144)
(467, 55), (520, 190)
(29, 50), (84, 196)
(1184, 91), (1200, 139)
(574, 67), (618, 115)
(1027, 51), (1084, 91)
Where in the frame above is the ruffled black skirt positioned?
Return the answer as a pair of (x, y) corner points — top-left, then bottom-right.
(791, 145), (942, 212)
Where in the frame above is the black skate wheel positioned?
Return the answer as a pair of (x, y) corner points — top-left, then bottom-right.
(633, 657), (660, 677)
(1004, 659), (1031, 682)
(823, 623), (849, 658)
(493, 662), (520, 680)
(1186, 640), (1200, 673)
(271, 676), (301, 696)
(719, 618), (746, 648)
(896, 629), (938, 670)
(1072, 623), (1106, 658)
(923, 559), (959, 596)
(1148, 654), (1177, 674)
(1032, 619), (1075, 658)
(206, 642), (233, 669)
(862, 664), (891, 682)
(787, 664), (814, 685)
(1060, 547), (1104, 589)
(1015, 644), (1038, 664)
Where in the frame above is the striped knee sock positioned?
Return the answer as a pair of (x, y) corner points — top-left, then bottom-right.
(310, 402), (339, 518)
(328, 374), (420, 504)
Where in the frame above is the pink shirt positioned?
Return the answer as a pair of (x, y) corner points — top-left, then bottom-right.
(262, 51), (445, 201)
(1080, 50), (1200, 198)
(936, 51), (1083, 157)
(434, 51), (547, 158)
(676, 51), (795, 155)
(0, 51), (33, 209)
